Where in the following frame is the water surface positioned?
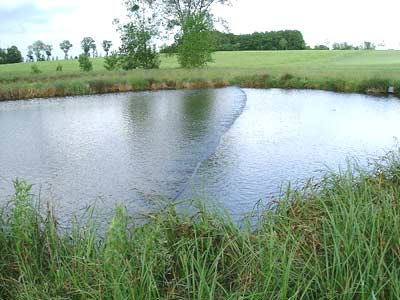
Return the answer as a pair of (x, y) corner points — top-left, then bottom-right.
(0, 88), (399, 219)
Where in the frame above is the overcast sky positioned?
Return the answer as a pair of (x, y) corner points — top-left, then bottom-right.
(1, 0), (399, 58)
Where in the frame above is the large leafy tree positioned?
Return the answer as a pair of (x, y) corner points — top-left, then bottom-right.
(6, 46), (23, 63)
(90, 43), (97, 58)
(114, 0), (229, 70)
(27, 46), (34, 62)
(116, 0), (160, 70)
(81, 37), (96, 57)
(44, 44), (53, 60)
(161, 0), (229, 68)
(160, 0), (229, 28)
(176, 12), (215, 68)
(0, 46), (23, 64)
(31, 40), (46, 61)
(0, 48), (7, 64)
(60, 40), (73, 59)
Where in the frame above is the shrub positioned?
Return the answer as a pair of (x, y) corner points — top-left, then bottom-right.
(56, 64), (63, 72)
(78, 54), (93, 72)
(30, 65), (41, 74)
(358, 78), (391, 95)
(104, 51), (121, 71)
(88, 79), (109, 93)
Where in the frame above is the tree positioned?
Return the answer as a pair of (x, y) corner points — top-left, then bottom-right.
(81, 37), (96, 57)
(166, 30), (307, 52)
(91, 43), (97, 58)
(104, 51), (120, 70)
(176, 12), (215, 68)
(160, 0), (229, 29)
(78, 54), (93, 71)
(27, 46), (34, 62)
(362, 41), (376, 50)
(160, 0), (230, 68)
(117, 0), (160, 70)
(31, 40), (46, 61)
(5, 46), (23, 63)
(314, 44), (330, 50)
(60, 40), (73, 59)
(102, 40), (113, 56)
(0, 49), (6, 64)
(278, 38), (288, 50)
(44, 44), (53, 60)
(332, 42), (354, 50)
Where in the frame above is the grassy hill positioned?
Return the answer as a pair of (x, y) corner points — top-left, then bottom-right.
(1, 50), (400, 100)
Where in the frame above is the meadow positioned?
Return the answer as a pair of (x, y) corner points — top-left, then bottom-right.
(2, 149), (400, 299)
(1, 50), (400, 100)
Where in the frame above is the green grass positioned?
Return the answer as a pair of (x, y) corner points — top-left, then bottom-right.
(2, 149), (400, 299)
(1, 50), (400, 100)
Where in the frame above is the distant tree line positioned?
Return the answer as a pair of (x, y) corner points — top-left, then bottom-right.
(331, 41), (376, 50)
(0, 46), (23, 64)
(23, 39), (113, 63)
(214, 30), (306, 51)
(161, 30), (306, 53)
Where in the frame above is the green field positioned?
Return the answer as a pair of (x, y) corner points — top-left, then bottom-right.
(1, 50), (400, 100)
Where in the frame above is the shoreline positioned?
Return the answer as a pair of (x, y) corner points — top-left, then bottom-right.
(0, 73), (399, 101)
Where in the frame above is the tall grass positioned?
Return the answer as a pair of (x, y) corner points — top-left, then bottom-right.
(1, 150), (400, 299)
(0, 73), (399, 101)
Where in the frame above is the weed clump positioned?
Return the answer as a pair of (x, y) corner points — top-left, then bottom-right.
(30, 65), (41, 74)
(78, 54), (93, 72)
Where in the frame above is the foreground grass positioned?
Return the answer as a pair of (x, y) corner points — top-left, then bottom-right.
(1, 50), (400, 100)
(2, 150), (400, 299)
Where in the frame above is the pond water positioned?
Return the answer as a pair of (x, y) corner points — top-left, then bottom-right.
(0, 88), (399, 219)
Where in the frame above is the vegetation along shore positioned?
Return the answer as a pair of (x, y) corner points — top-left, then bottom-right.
(1, 149), (400, 299)
(1, 50), (400, 101)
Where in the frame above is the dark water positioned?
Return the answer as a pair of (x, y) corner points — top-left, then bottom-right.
(0, 88), (399, 219)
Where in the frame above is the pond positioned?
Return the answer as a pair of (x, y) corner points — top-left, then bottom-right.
(0, 88), (399, 219)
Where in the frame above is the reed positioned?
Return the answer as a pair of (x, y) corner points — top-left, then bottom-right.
(1, 149), (400, 299)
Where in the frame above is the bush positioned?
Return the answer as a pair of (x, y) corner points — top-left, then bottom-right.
(104, 51), (121, 71)
(119, 45), (160, 70)
(314, 45), (330, 50)
(78, 54), (93, 72)
(30, 65), (41, 74)
(56, 64), (63, 72)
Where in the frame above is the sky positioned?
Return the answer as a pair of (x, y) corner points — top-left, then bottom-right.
(0, 0), (399, 58)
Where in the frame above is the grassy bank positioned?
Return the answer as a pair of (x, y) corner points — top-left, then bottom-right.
(1, 50), (400, 100)
(2, 150), (400, 299)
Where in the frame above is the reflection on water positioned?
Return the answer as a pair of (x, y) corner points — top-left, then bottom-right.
(0, 88), (399, 220)
(0, 88), (246, 219)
